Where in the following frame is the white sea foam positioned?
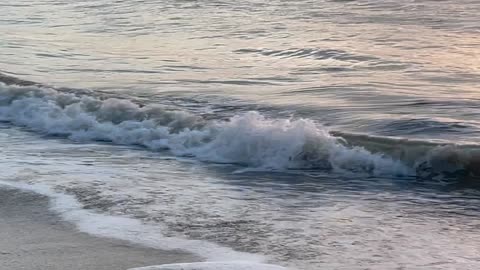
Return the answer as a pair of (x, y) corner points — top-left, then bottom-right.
(129, 262), (288, 270)
(0, 180), (264, 263)
(0, 82), (411, 175)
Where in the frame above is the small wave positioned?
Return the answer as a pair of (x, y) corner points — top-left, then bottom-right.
(335, 132), (480, 179)
(0, 80), (408, 176)
(1, 75), (479, 179)
(234, 48), (377, 62)
(0, 73), (37, 86)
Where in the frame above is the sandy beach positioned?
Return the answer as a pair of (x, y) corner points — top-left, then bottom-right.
(0, 187), (199, 270)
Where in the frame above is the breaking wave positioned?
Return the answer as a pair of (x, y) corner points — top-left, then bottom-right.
(1, 75), (479, 179)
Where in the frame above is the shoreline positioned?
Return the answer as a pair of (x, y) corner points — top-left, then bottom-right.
(0, 186), (199, 270)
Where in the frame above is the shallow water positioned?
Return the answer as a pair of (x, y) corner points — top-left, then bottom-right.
(1, 1), (480, 269)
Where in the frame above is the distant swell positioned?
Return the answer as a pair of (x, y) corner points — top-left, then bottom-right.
(1, 75), (479, 179)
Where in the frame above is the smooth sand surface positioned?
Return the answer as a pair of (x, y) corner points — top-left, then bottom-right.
(0, 187), (199, 270)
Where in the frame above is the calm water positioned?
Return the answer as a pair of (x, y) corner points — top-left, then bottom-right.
(1, 1), (480, 269)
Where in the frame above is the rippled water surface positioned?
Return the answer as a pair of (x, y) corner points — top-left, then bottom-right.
(1, 1), (480, 269)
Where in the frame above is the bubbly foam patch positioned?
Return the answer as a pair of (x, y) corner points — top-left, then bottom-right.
(0, 82), (411, 176)
(129, 262), (288, 270)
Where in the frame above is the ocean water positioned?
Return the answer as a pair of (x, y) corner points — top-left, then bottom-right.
(1, 0), (480, 269)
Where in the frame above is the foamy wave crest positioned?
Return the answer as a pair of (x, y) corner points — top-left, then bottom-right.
(0, 82), (411, 175)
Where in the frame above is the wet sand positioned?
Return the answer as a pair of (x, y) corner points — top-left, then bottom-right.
(0, 187), (199, 270)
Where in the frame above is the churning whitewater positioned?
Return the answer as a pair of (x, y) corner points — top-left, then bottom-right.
(1, 78), (479, 179)
(0, 81), (409, 174)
